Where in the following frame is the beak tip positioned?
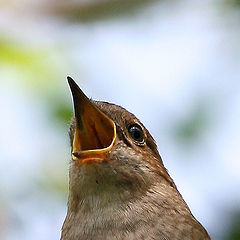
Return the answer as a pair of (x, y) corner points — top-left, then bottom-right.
(67, 76), (87, 127)
(67, 76), (75, 87)
(67, 76), (82, 98)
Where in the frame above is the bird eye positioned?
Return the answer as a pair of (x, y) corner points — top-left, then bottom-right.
(128, 124), (144, 143)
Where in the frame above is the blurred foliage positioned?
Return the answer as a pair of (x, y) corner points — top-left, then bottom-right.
(219, 0), (240, 20)
(0, 39), (59, 81)
(225, 210), (240, 240)
(172, 102), (210, 145)
(35, 160), (68, 197)
(0, 38), (73, 126)
(44, 0), (159, 22)
(222, 0), (240, 9)
(54, 103), (73, 124)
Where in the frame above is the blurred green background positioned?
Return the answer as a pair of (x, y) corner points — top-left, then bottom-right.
(0, 0), (240, 239)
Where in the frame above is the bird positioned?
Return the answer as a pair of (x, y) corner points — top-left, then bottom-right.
(61, 76), (211, 240)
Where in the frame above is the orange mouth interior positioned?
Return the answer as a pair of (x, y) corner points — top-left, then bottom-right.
(72, 106), (116, 163)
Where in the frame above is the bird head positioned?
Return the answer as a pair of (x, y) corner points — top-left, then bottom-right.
(67, 77), (174, 205)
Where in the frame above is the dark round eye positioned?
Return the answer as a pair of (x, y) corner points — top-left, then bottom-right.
(128, 124), (144, 143)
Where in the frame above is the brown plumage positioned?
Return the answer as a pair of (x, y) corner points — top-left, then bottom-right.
(61, 77), (211, 240)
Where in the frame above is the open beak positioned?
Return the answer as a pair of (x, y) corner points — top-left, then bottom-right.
(67, 76), (116, 164)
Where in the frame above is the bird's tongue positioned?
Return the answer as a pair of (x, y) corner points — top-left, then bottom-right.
(67, 77), (116, 163)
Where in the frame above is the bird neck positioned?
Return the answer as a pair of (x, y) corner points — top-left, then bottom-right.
(61, 182), (194, 240)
